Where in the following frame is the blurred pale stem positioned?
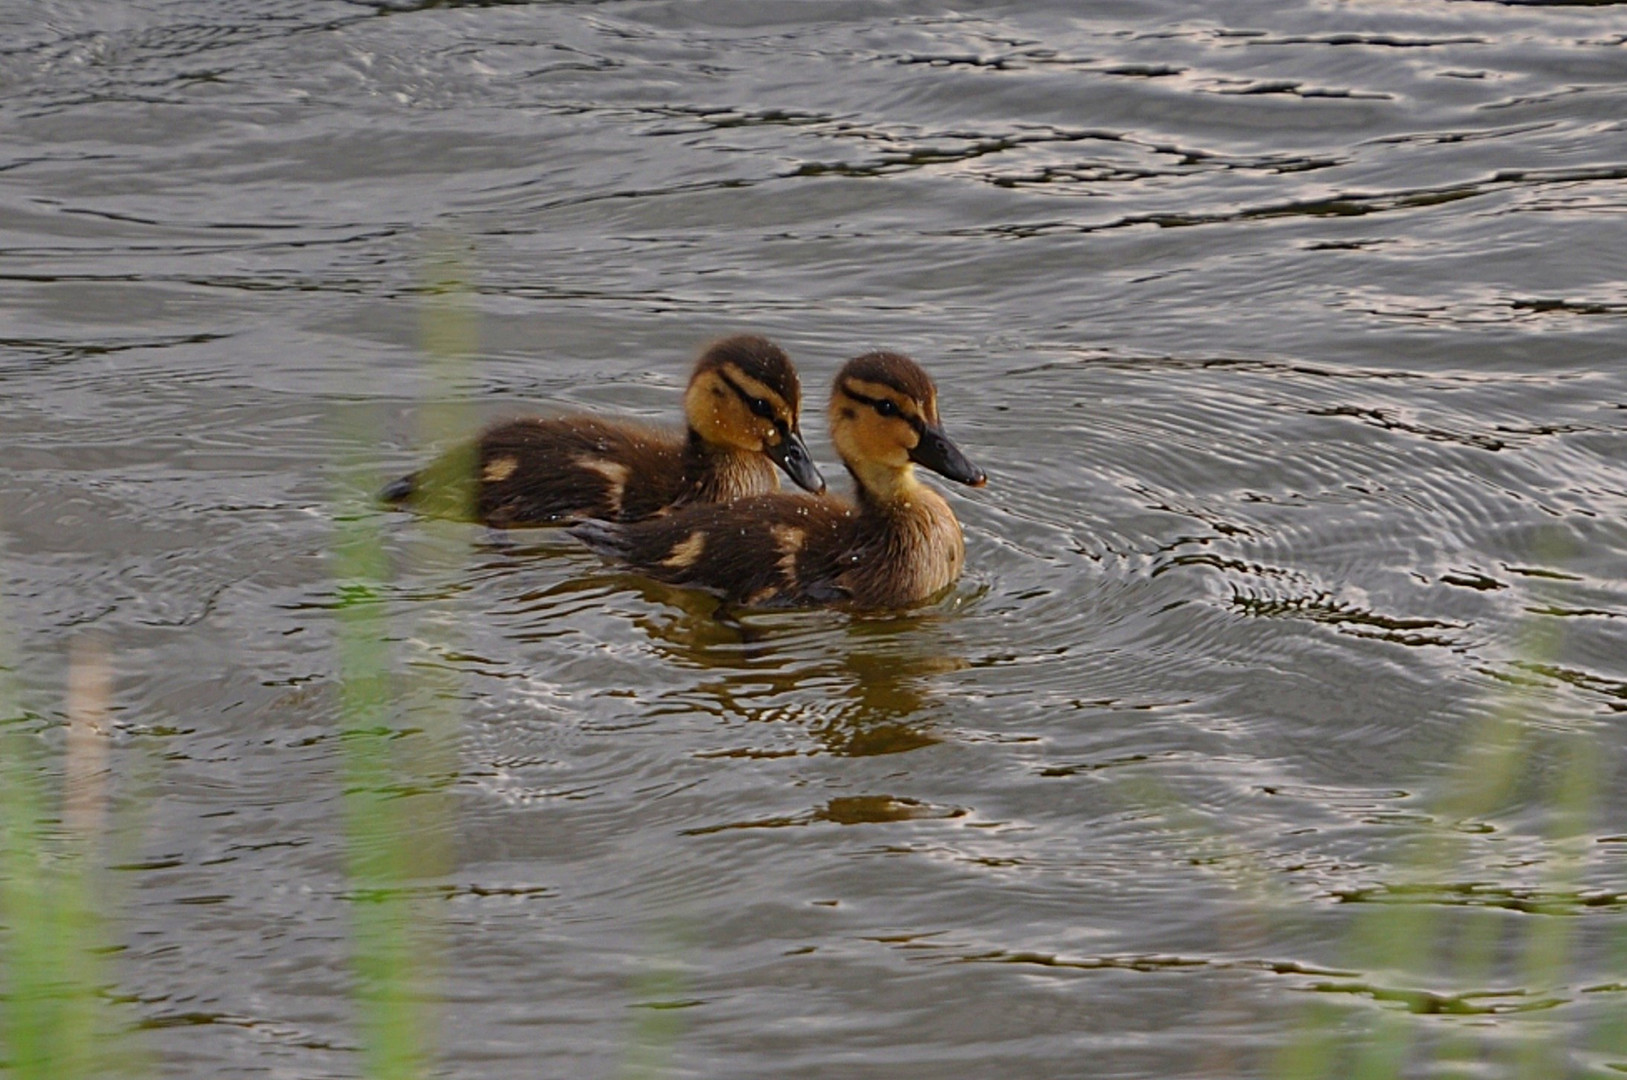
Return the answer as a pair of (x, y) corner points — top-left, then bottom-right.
(64, 635), (111, 844)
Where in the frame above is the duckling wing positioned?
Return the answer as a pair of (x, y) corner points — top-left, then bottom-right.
(571, 494), (857, 607)
(476, 417), (685, 526)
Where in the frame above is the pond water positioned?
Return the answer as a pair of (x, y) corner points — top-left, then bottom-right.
(3, 1), (1626, 1076)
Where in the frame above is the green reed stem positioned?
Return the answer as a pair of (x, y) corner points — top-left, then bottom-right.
(0, 632), (128, 1078)
(617, 926), (694, 1080)
(334, 542), (435, 1080)
(1595, 914), (1627, 1067)
(1275, 530), (1606, 1080)
(1512, 726), (1598, 1080)
(331, 235), (475, 1079)
(0, 745), (96, 1080)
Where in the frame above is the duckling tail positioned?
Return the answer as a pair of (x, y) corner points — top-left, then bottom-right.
(569, 518), (635, 560)
(380, 472), (417, 504)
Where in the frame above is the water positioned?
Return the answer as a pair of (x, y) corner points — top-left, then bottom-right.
(3, 1), (1626, 1076)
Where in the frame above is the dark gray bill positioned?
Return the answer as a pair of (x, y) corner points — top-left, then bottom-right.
(910, 424), (987, 487)
(768, 429), (826, 493)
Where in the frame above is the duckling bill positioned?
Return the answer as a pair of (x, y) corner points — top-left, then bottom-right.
(382, 335), (824, 526)
(572, 351), (985, 610)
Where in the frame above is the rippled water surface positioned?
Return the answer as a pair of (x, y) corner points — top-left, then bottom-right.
(4, 1), (1627, 1076)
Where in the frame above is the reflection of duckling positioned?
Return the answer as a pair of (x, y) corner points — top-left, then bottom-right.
(383, 335), (824, 527)
(573, 351), (986, 609)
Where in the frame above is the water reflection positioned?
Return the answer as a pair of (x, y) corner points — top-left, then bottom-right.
(454, 551), (974, 756)
(662, 613), (968, 758)
(565, 574), (971, 756)
(684, 794), (967, 835)
(803, 650), (956, 757)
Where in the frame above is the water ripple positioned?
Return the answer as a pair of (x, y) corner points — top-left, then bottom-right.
(4, 0), (1626, 1074)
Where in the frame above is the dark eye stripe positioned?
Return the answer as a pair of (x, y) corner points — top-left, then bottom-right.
(841, 386), (923, 432)
(719, 372), (784, 421)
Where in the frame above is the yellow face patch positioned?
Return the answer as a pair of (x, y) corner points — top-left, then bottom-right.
(685, 369), (780, 452)
(830, 381), (921, 470)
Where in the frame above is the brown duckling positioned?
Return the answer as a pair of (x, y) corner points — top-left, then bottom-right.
(571, 350), (986, 610)
(382, 334), (825, 526)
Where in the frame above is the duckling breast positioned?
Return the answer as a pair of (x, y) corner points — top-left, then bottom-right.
(843, 490), (965, 608)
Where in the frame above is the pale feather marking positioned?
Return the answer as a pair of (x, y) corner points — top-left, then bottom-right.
(576, 457), (631, 515)
(483, 455), (519, 483)
(662, 531), (707, 569)
(769, 524), (805, 582)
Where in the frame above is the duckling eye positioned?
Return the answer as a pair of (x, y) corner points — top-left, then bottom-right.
(748, 397), (775, 420)
(873, 399), (899, 418)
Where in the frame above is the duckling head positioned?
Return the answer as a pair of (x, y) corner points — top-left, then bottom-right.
(829, 351), (987, 499)
(684, 335), (825, 493)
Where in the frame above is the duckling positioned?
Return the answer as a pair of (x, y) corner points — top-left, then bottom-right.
(382, 335), (825, 527)
(571, 350), (986, 610)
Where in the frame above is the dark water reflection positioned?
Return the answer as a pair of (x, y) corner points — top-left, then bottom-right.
(3, 0), (1627, 1076)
